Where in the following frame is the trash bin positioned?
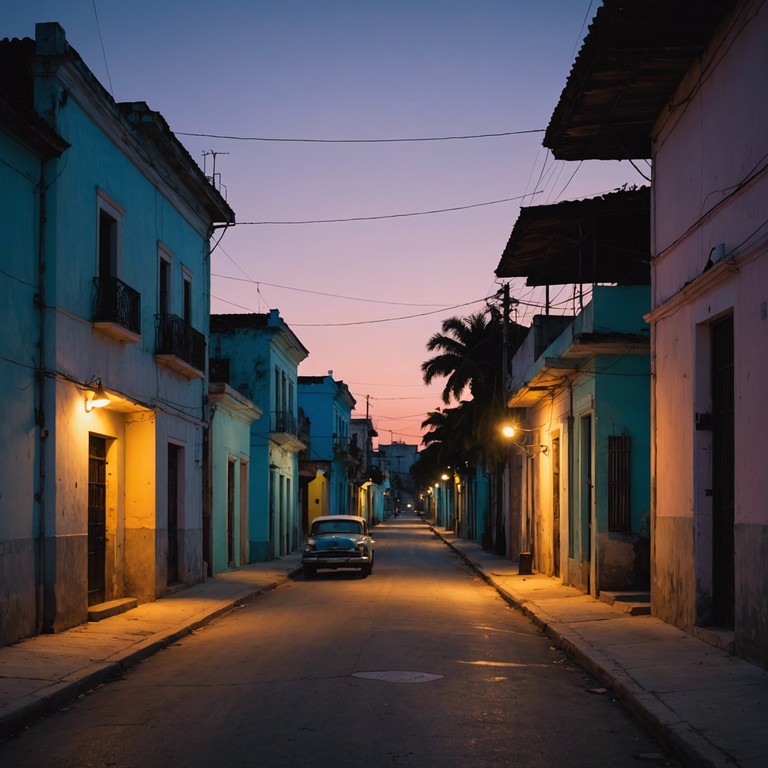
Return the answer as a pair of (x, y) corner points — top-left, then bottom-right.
(518, 552), (533, 575)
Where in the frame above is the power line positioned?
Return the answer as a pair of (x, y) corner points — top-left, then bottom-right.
(178, 128), (545, 144)
(211, 274), (451, 307)
(91, 0), (114, 97)
(290, 296), (493, 327)
(209, 294), (493, 326)
(233, 192), (541, 226)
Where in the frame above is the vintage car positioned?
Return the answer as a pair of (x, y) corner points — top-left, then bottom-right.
(301, 515), (375, 578)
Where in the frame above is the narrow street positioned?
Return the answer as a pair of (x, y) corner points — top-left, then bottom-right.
(0, 516), (678, 768)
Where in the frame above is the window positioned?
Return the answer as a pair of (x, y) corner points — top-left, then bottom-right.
(159, 246), (171, 316)
(608, 435), (632, 532)
(97, 192), (123, 280)
(182, 270), (192, 325)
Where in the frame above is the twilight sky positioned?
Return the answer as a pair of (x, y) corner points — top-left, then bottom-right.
(4, 1), (642, 445)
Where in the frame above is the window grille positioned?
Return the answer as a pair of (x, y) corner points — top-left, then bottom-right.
(608, 435), (631, 532)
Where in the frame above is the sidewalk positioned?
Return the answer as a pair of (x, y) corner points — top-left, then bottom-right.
(431, 525), (768, 768)
(0, 553), (302, 742)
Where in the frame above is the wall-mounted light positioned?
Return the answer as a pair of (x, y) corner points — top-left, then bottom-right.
(501, 424), (516, 438)
(85, 378), (110, 412)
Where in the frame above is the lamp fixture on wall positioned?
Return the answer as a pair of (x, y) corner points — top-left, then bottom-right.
(85, 378), (110, 411)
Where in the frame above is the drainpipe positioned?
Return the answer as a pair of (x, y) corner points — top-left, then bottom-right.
(35, 162), (49, 633)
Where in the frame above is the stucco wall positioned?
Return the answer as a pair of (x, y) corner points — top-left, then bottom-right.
(209, 397), (255, 574)
(0, 130), (44, 643)
(650, 0), (768, 665)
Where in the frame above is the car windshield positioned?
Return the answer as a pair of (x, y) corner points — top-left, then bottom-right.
(312, 520), (363, 535)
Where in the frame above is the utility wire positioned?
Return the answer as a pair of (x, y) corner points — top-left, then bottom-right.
(178, 128), (545, 143)
(209, 294), (491, 325)
(234, 192), (541, 226)
(211, 274), (451, 307)
(91, 0), (114, 97)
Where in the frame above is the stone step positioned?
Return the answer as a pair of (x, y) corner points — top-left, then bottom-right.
(88, 597), (138, 622)
(599, 591), (651, 616)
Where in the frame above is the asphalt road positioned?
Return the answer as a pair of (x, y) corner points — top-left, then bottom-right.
(0, 516), (679, 767)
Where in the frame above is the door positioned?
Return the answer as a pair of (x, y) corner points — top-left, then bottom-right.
(88, 435), (107, 606)
(167, 444), (180, 584)
(711, 315), (734, 628)
(580, 415), (593, 592)
(227, 460), (236, 567)
(552, 437), (561, 578)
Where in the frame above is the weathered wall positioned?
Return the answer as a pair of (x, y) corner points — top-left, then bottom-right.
(650, 0), (768, 665)
(0, 128), (43, 644)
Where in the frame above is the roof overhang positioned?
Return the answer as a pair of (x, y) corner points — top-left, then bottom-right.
(495, 187), (650, 285)
(544, 0), (737, 160)
(508, 332), (649, 407)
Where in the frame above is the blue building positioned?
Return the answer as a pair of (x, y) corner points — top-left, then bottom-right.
(497, 190), (651, 593)
(207, 383), (262, 575)
(297, 375), (357, 525)
(210, 310), (308, 561)
(0, 23), (233, 644)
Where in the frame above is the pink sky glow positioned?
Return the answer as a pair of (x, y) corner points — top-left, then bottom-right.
(5, 1), (643, 445)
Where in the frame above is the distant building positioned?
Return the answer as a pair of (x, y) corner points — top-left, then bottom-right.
(376, 441), (419, 513)
(210, 310), (308, 561)
(350, 418), (384, 524)
(297, 375), (357, 526)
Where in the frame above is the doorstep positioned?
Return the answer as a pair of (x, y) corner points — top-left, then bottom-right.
(598, 591), (651, 616)
(88, 597), (138, 622)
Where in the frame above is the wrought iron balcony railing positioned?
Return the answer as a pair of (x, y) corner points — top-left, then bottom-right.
(334, 435), (361, 459)
(271, 410), (298, 435)
(155, 314), (205, 375)
(93, 276), (141, 337)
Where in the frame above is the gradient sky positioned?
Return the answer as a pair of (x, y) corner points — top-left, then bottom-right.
(4, 2), (643, 445)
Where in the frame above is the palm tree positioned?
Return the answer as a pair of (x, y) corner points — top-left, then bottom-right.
(421, 306), (509, 470)
(422, 305), (504, 406)
(420, 303), (525, 553)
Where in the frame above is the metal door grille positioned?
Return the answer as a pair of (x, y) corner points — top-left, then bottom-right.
(608, 435), (632, 532)
(88, 436), (107, 605)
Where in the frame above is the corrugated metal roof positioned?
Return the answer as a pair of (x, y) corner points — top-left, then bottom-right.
(544, 0), (737, 160)
(495, 187), (650, 286)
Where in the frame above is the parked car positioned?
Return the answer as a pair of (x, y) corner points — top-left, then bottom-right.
(302, 515), (375, 578)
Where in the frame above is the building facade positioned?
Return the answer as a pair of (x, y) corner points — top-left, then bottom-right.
(544, 0), (768, 666)
(206, 383), (262, 575)
(0, 23), (233, 643)
(210, 310), (308, 561)
(298, 375), (358, 525)
(506, 287), (651, 595)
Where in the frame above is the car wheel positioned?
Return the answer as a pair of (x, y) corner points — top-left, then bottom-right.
(303, 566), (316, 580)
(361, 563), (372, 578)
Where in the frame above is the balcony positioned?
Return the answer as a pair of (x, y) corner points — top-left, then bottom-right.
(334, 435), (361, 466)
(92, 276), (141, 343)
(270, 410), (306, 452)
(155, 314), (205, 379)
